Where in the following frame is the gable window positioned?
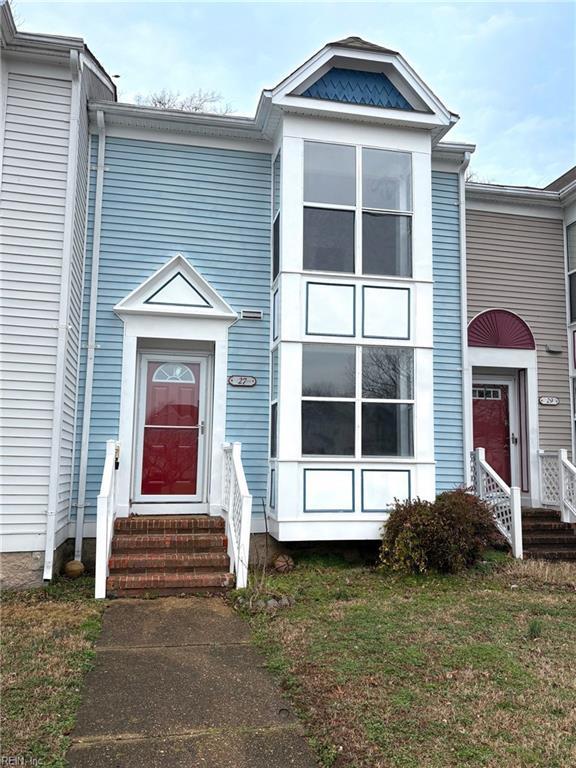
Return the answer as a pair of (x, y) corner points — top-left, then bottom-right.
(303, 141), (412, 277)
(301, 343), (414, 457)
(568, 222), (576, 322)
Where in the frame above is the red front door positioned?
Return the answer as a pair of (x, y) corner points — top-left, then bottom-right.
(473, 384), (511, 485)
(141, 361), (202, 496)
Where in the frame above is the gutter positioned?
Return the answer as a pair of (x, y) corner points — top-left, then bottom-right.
(458, 151), (473, 484)
(466, 182), (561, 207)
(43, 50), (81, 580)
(74, 109), (106, 561)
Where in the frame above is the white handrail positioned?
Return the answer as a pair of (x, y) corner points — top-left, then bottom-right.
(539, 449), (576, 524)
(471, 447), (523, 558)
(222, 442), (252, 589)
(94, 440), (119, 599)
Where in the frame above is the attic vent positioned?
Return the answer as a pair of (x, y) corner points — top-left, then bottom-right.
(241, 309), (263, 320)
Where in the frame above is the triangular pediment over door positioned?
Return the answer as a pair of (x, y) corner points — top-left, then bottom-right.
(114, 254), (237, 320)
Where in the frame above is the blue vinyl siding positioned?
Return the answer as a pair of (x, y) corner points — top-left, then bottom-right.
(303, 67), (413, 110)
(74, 136), (271, 517)
(432, 171), (464, 490)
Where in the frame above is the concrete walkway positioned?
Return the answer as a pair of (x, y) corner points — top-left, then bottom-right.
(67, 597), (317, 767)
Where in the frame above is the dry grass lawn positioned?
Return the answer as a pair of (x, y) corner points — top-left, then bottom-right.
(1, 578), (103, 767)
(244, 553), (576, 768)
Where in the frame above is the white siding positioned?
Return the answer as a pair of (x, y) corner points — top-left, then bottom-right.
(0, 71), (71, 547)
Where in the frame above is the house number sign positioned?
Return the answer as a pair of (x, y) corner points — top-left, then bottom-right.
(539, 396), (560, 406)
(228, 375), (257, 388)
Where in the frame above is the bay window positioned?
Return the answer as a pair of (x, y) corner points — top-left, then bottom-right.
(301, 343), (414, 457)
(303, 141), (413, 277)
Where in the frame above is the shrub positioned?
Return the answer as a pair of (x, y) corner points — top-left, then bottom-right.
(380, 488), (497, 574)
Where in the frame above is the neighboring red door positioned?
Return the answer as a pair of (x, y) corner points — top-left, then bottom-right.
(141, 361), (201, 496)
(472, 384), (511, 485)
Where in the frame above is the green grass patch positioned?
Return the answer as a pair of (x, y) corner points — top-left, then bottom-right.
(243, 553), (576, 768)
(0, 577), (104, 767)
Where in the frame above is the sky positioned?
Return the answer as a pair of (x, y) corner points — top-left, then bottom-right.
(12, 0), (576, 186)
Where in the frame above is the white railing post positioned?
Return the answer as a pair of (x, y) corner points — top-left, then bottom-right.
(94, 439), (119, 599)
(221, 441), (252, 589)
(475, 447), (485, 497)
(558, 449), (568, 522)
(510, 486), (523, 559)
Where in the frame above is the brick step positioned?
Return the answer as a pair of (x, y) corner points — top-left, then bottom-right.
(522, 508), (561, 521)
(106, 571), (235, 597)
(114, 515), (224, 534)
(109, 551), (229, 574)
(524, 550), (576, 561)
(522, 520), (574, 532)
(111, 533), (227, 554)
(523, 536), (576, 547)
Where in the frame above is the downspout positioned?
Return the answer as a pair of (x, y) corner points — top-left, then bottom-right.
(43, 51), (82, 579)
(74, 109), (106, 561)
(458, 151), (472, 484)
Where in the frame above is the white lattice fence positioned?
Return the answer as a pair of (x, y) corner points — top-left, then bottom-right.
(540, 450), (561, 506)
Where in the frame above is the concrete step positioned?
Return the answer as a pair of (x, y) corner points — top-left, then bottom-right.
(114, 515), (225, 534)
(109, 551), (230, 574)
(111, 532), (227, 554)
(106, 571), (235, 597)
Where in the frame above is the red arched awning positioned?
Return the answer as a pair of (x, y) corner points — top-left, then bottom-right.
(468, 309), (535, 349)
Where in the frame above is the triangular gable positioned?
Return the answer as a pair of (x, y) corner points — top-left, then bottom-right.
(114, 254), (236, 320)
(302, 67), (413, 111)
(145, 272), (211, 308)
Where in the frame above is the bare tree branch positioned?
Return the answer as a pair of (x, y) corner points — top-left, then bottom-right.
(134, 88), (233, 115)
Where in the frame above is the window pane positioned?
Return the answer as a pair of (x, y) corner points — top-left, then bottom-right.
(568, 223), (576, 273)
(304, 208), (355, 272)
(272, 215), (280, 279)
(362, 403), (413, 456)
(362, 347), (413, 399)
(571, 273), (576, 323)
(363, 148), (411, 211)
(302, 401), (355, 455)
(307, 283), (355, 336)
(363, 286), (409, 339)
(363, 213), (411, 277)
(270, 402), (277, 458)
(302, 344), (355, 397)
(304, 141), (356, 205)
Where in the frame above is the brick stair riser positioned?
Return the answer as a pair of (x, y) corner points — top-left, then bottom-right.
(106, 572), (234, 592)
(111, 534), (227, 554)
(114, 518), (224, 534)
(524, 551), (576, 561)
(523, 537), (576, 547)
(109, 554), (229, 573)
(108, 586), (232, 597)
(522, 522), (574, 532)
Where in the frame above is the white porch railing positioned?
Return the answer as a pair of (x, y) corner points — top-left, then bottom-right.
(94, 439), (120, 599)
(471, 447), (523, 558)
(222, 442), (252, 589)
(539, 449), (576, 524)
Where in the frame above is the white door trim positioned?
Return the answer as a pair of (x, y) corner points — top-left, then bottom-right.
(133, 353), (211, 504)
(465, 346), (541, 505)
(472, 375), (519, 488)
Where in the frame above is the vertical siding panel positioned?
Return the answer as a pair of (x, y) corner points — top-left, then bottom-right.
(432, 171), (464, 490)
(75, 137), (271, 518)
(0, 72), (71, 543)
(466, 209), (570, 451)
